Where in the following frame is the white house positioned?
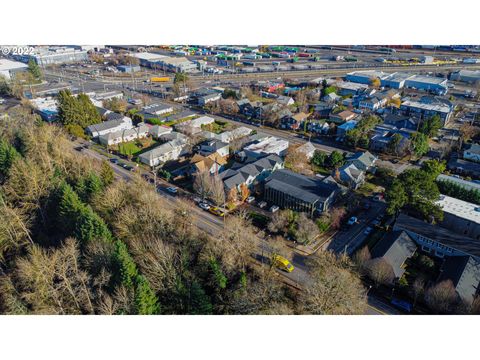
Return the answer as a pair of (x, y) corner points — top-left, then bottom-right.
(149, 125), (173, 139)
(175, 116), (215, 134)
(296, 142), (316, 159)
(138, 139), (186, 167)
(243, 136), (289, 158)
(198, 139), (230, 158)
(98, 123), (149, 146)
(142, 103), (174, 116)
(214, 126), (253, 143)
(86, 116), (133, 138)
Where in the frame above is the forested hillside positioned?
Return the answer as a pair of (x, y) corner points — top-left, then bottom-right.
(0, 108), (367, 314)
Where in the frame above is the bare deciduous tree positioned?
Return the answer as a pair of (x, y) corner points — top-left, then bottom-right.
(425, 280), (458, 314)
(353, 246), (371, 275)
(296, 213), (319, 245)
(366, 258), (395, 287)
(299, 251), (367, 314)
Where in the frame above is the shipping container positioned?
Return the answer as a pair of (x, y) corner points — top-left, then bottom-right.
(150, 77), (170, 82)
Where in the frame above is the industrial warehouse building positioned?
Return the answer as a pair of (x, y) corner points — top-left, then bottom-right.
(436, 195), (480, 240)
(13, 46), (89, 65)
(346, 70), (448, 94)
(450, 69), (480, 83)
(399, 99), (454, 125)
(0, 59), (28, 80)
(264, 169), (340, 215)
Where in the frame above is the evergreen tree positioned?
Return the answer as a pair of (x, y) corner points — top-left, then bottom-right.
(27, 59), (42, 80)
(187, 281), (213, 315)
(100, 161), (115, 187)
(134, 275), (160, 315)
(0, 140), (19, 179)
(114, 240), (138, 288)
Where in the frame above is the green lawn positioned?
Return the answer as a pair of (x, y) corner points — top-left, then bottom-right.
(118, 142), (141, 156)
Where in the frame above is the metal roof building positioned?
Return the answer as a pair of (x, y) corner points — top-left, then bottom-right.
(264, 169), (340, 215)
(0, 59), (28, 80)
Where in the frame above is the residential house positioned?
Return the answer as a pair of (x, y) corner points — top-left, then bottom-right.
(219, 154), (284, 193)
(281, 112), (309, 130)
(149, 125), (173, 139)
(448, 158), (480, 179)
(276, 95), (295, 106)
(383, 113), (417, 130)
(437, 255), (480, 305)
(370, 231), (417, 279)
(322, 92), (341, 103)
(345, 151), (377, 172)
(214, 126), (253, 143)
(264, 168), (340, 215)
(336, 120), (358, 137)
(198, 139), (229, 158)
(175, 116), (215, 135)
(138, 139), (187, 167)
(393, 213), (480, 259)
(330, 110), (357, 124)
(313, 102), (336, 118)
(98, 123), (149, 146)
(334, 163), (365, 189)
(142, 103), (174, 117)
(198, 92), (221, 106)
(189, 153), (227, 175)
(296, 142), (316, 160)
(308, 120), (331, 135)
(86, 116), (133, 138)
(243, 136), (289, 158)
(464, 143), (480, 163)
(369, 125), (412, 154)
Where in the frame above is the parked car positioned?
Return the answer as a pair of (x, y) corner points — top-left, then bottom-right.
(198, 202), (210, 211)
(209, 206), (224, 217)
(269, 205), (280, 213)
(246, 196), (255, 204)
(258, 201), (267, 209)
(391, 298), (412, 313)
(272, 254), (294, 273)
(125, 165), (135, 172)
(347, 216), (358, 226)
(167, 186), (178, 194)
(364, 226), (373, 235)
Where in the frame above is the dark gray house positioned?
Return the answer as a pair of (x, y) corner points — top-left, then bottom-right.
(438, 255), (480, 305)
(370, 231), (417, 279)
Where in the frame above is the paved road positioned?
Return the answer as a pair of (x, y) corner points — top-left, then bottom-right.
(326, 200), (387, 255)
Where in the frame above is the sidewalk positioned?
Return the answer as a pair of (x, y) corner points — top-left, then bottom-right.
(290, 230), (338, 256)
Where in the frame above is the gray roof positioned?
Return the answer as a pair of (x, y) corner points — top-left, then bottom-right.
(105, 112), (125, 121)
(438, 256), (480, 304)
(346, 151), (377, 168)
(200, 139), (229, 151)
(86, 119), (125, 133)
(436, 174), (480, 193)
(265, 168), (339, 204)
(371, 231), (417, 278)
(142, 103), (173, 115)
(220, 154), (283, 190)
(394, 213), (480, 258)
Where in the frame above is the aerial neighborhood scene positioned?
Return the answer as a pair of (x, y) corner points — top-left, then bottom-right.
(3, 43), (480, 318)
